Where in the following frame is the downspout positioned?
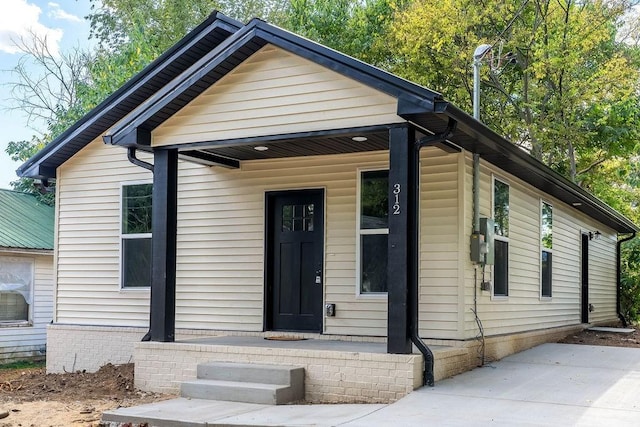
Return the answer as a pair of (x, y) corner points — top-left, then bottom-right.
(616, 232), (636, 327)
(128, 147), (154, 172)
(413, 118), (457, 387)
(127, 147), (154, 341)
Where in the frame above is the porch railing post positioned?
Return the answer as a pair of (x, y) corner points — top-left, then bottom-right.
(150, 148), (178, 342)
(387, 124), (415, 354)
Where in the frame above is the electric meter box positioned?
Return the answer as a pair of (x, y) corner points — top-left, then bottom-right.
(480, 217), (495, 265)
(470, 232), (485, 263)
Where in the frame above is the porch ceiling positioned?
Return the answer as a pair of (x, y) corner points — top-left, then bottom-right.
(180, 128), (391, 163)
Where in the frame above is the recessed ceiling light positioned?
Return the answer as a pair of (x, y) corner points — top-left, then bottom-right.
(572, 202), (582, 207)
(254, 146), (269, 151)
(352, 136), (368, 142)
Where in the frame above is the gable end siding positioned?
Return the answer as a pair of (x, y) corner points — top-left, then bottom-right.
(152, 45), (403, 147)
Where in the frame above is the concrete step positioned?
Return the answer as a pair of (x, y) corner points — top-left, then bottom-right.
(196, 361), (304, 386)
(180, 378), (301, 405)
(180, 362), (305, 405)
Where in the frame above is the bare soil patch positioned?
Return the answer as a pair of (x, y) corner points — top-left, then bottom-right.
(0, 363), (172, 427)
(559, 326), (640, 348)
(0, 327), (637, 426)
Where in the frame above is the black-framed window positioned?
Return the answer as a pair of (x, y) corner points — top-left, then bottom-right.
(359, 170), (388, 294)
(493, 178), (509, 296)
(121, 183), (152, 288)
(541, 201), (553, 297)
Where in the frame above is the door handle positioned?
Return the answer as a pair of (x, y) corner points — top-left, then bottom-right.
(315, 269), (322, 285)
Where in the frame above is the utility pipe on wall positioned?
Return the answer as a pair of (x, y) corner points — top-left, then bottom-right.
(472, 44), (492, 235)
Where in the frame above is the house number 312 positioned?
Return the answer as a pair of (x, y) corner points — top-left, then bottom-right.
(392, 183), (401, 215)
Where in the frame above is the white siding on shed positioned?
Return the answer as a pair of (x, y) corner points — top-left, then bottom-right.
(152, 45), (404, 147)
(0, 253), (53, 362)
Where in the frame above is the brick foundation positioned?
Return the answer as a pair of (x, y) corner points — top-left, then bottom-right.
(45, 323), (584, 403)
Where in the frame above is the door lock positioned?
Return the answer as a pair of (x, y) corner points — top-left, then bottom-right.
(315, 269), (322, 285)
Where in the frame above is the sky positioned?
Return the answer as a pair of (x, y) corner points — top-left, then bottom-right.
(0, 0), (92, 189)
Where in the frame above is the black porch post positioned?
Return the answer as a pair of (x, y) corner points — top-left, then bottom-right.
(150, 148), (178, 342)
(387, 124), (415, 354)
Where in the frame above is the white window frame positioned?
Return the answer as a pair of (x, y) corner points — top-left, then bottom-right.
(0, 255), (35, 327)
(119, 181), (152, 291)
(356, 168), (389, 298)
(540, 200), (553, 299)
(491, 175), (509, 299)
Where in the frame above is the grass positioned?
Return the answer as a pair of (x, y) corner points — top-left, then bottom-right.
(0, 359), (45, 371)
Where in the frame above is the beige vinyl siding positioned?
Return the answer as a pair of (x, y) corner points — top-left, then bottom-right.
(0, 253), (53, 361)
(178, 151), (390, 335)
(152, 45), (403, 147)
(56, 139), (463, 337)
(56, 138), (152, 326)
(461, 153), (619, 338)
(418, 148), (461, 339)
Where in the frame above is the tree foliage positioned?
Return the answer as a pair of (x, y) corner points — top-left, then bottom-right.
(388, 0), (640, 184)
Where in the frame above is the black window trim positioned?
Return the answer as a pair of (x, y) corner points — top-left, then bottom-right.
(357, 167), (389, 297)
(492, 175), (510, 299)
(120, 181), (152, 291)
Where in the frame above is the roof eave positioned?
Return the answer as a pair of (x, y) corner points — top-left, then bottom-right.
(17, 11), (243, 180)
(442, 105), (639, 234)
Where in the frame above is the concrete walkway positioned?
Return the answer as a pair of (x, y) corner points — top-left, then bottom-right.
(103, 343), (640, 426)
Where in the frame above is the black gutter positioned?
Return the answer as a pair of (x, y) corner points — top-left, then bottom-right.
(442, 105), (638, 234)
(616, 232), (636, 327)
(410, 118), (458, 387)
(128, 148), (154, 172)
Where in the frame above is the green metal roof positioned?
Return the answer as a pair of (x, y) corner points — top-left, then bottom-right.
(0, 189), (54, 251)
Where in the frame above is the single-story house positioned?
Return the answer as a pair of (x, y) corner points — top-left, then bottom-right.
(17, 12), (637, 403)
(0, 189), (54, 363)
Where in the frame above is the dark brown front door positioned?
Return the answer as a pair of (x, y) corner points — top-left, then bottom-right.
(266, 190), (324, 332)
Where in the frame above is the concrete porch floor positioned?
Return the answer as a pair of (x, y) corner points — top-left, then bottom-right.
(178, 335), (391, 353)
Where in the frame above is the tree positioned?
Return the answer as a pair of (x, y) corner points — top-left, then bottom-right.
(4, 0), (290, 200)
(387, 0), (640, 185)
(285, 0), (405, 65)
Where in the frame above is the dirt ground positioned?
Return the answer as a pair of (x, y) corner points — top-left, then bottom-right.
(559, 325), (640, 348)
(0, 363), (172, 427)
(0, 327), (638, 427)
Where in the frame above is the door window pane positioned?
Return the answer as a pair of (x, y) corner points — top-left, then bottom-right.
(282, 204), (314, 232)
